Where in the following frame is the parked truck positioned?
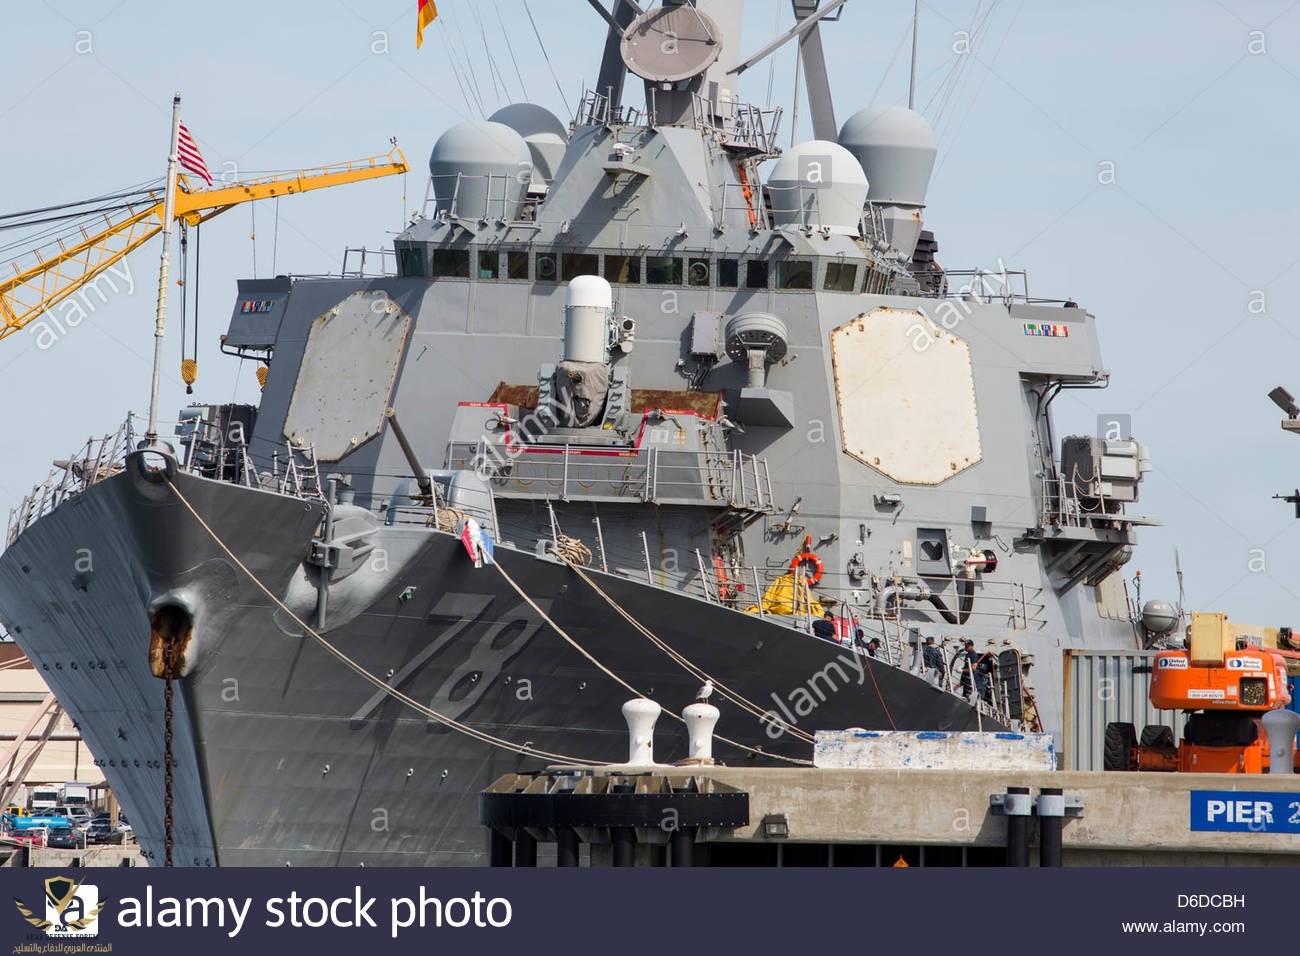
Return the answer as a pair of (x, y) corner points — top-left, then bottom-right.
(28, 785), (59, 811)
(58, 783), (90, 808)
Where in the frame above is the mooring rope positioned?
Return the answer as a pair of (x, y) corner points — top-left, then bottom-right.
(165, 473), (812, 767)
(163, 475), (601, 766)
(551, 552), (819, 745)
(491, 558), (812, 765)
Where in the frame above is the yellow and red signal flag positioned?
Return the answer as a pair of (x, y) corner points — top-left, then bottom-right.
(417, 0), (438, 49)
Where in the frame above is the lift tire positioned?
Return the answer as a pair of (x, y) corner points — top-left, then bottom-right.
(1140, 724), (1175, 749)
(1104, 721), (1137, 771)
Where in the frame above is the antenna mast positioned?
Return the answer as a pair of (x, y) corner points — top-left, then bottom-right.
(145, 93), (183, 444)
(908, 0), (919, 110)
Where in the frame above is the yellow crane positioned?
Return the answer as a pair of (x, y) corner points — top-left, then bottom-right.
(0, 146), (409, 344)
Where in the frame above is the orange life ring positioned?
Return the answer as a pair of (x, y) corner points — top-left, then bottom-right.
(789, 551), (824, 585)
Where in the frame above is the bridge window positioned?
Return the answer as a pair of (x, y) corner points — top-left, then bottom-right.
(604, 254), (641, 284)
(431, 249), (469, 279)
(506, 250), (529, 279)
(399, 247), (425, 278)
(824, 261), (857, 292)
(478, 251), (500, 280)
(718, 259), (739, 288)
(746, 260), (769, 289)
(775, 259), (813, 290)
(688, 258), (710, 287)
(647, 256), (682, 285)
(562, 252), (600, 281)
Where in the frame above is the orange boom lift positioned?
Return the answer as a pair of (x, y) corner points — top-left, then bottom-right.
(1106, 612), (1300, 773)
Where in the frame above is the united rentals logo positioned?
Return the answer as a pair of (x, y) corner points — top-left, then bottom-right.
(13, 877), (105, 936)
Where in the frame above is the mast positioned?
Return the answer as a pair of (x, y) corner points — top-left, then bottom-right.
(908, 0), (919, 109)
(144, 93), (182, 444)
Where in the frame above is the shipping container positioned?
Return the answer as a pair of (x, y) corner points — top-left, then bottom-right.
(1061, 649), (1172, 770)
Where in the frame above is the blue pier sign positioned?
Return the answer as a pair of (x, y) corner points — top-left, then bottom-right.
(1190, 790), (1300, 833)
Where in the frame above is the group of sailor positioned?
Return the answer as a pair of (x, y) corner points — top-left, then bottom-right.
(810, 612), (998, 702)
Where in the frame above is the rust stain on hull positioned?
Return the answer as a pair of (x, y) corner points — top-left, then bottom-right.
(149, 603), (193, 679)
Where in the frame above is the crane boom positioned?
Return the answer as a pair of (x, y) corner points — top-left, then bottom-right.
(0, 147), (408, 343)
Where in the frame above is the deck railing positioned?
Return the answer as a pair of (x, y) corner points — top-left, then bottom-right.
(7, 416), (135, 547)
(445, 440), (775, 513)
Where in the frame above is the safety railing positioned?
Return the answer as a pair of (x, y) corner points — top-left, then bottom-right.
(572, 88), (783, 157)
(691, 94), (783, 156)
(423, 173), (543, 224)
(684, 556), (1035, 728)
(175, 417), (322, 500)
(675, 555), (1045, 632)
(445, 440), (776, 513)
(1040, 471), (1122, 529)
(716, 181), (770, 233)
(7, 415), (135, 547)
(573, 88), (648, 129)
(341, 247), (397, 277)
(4, 410), (337, 548)
(943, 267), (1078, 307)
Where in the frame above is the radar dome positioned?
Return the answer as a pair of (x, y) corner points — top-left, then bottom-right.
(1141, 600), (1181, 635)
(838, 106), (937, 206)
(488, 103), (569, 186)
(428, 121), (532, 221)
(766, 140), (869, 236)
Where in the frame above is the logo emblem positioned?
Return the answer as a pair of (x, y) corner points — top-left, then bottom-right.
(13, 878), (104, 936)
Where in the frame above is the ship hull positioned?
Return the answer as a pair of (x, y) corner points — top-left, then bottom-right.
(0, 462), (998, 866)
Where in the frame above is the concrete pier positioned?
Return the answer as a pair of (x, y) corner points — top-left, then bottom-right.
(702, 767), (1300, 865)
(483, 765), (1300, 866)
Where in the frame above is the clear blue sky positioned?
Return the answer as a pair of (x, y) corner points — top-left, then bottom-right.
(3, 0), (1299, 626)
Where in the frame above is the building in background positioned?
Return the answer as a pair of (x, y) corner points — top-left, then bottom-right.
(0, 643), (103, 804)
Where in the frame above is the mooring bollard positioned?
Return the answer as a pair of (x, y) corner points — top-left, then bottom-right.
(622, 698), (661, 766)
(1262, 709), (1300, 774)
(682, 701), (720, 762)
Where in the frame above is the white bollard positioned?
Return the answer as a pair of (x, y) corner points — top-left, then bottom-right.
(682, 702), (720, 762)
(622, 698), (661, 766)
(1262, 709), (1300, 774)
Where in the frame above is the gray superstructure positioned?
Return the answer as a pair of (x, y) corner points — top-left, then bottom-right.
(0, 0), (1158, 865)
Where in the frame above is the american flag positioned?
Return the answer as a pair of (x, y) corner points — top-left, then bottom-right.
(177, 121), (212, 186)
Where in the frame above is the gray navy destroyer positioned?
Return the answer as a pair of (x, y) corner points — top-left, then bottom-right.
(0, 0), (1163, 865)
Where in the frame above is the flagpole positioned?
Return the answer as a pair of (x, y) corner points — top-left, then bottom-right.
(144, 92), (183, 445)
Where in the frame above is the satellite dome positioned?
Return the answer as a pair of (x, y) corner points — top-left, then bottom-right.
(838, 106), (938, 206)
(766, 140), (869, 236)
(1141, 599), (1181, 636)
(488, 103), (569, 185)
(428, 121), (532, 220)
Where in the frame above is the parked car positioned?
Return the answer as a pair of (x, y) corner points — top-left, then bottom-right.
(65, 807), (92, 828)
(90, 810), (131, 832)
(84, 822), (123, 845)
(3, 805), (27, 818)
(46, 827), (86, 850)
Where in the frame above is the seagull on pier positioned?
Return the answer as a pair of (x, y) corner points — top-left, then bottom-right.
(695, 679), (714, 703)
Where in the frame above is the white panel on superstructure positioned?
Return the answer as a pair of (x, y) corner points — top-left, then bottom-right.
(283, 291), (412, 461)
(831, 308), (982, 484)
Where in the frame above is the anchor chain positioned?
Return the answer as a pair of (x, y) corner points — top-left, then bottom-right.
(163, 639), (175, 868)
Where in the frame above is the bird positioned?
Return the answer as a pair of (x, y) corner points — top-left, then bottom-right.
(695, 679), (714, 703)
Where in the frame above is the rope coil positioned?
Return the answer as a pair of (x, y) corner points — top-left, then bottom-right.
(548, 535), (592, 567)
